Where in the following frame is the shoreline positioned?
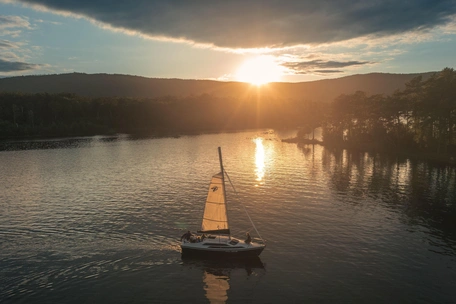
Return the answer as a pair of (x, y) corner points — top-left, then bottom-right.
(2, 131), (455, 166)
(0, 127), (256, 142)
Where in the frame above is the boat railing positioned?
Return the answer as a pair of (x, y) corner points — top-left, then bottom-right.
(252, 237), (266, 245)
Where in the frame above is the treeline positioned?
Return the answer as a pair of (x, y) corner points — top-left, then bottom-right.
(321, 68), (456, 157)
(0, 92), (310, 139)
(2, 67), (455, 161)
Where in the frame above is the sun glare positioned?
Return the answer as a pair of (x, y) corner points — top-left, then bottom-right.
(254, 137), (265, 185)
(236, 56), (282, 86)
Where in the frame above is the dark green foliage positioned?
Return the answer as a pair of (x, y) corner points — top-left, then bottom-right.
(322, 68), (456, 158)
(1, 67), (455, 163)
(0, 91), (313, 139)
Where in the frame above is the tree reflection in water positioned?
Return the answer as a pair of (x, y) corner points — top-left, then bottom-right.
(297, 143), (456, 252)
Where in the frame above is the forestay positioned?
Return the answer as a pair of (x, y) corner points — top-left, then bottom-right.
(200, 172), (230, 234)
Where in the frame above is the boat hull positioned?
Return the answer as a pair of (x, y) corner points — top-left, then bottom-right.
(181, 245), (265, 258)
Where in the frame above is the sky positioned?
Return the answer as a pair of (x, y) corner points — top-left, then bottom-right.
(0, 0), (456, 83)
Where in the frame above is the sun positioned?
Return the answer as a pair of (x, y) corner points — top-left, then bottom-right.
(236, 56), (282, 86)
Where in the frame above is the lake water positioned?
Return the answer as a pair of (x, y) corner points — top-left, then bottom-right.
(1, 130), (455, 303)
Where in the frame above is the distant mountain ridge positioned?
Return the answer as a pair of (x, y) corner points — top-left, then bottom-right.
(0, 72), (435, 102)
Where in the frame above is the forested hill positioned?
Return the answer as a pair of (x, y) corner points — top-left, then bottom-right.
(0, 72), (434, 102)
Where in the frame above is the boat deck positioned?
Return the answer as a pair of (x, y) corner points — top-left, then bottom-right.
(181, 235), (265, 258)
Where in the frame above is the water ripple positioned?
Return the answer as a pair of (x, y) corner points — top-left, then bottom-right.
(1, 131), (455, 303)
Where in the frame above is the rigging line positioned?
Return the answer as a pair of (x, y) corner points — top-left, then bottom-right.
(224, 170), (265, 243)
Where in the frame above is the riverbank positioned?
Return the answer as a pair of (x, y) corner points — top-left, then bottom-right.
(282, 137), (456, 166)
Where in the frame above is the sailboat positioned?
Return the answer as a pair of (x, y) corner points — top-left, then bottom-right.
(180, 147), (266, 258)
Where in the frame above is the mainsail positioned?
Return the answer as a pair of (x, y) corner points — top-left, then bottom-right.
(200, 172), (230, 234)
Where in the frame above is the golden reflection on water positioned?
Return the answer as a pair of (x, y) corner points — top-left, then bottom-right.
(254, 138), (265, 186)
(203, 270), (229, 304)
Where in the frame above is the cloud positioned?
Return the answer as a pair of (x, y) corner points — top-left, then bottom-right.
(0, 39), (18, 48)
(0, 51), (20, 61)
(34, 18), (61, 25)
(282, 59), (372, 74)
(0, 15), (44, 74)
(0, 15), (31, 31)
(12, 0), (456, 48)
(0, 58), (41, 72)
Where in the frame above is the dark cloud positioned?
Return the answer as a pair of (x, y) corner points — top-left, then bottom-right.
(0, 58), (40, 72)
(283, 59), (371, 74)
(16, 0), (456, 48)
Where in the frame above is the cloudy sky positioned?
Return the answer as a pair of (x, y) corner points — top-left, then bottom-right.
(1, 0), (456, 83)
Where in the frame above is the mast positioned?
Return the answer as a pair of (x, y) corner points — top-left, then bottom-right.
(218, 147), (230, 237)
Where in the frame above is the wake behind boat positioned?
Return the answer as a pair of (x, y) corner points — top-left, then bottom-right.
(180, 147), (265, 258)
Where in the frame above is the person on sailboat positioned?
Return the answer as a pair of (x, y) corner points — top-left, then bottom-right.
(245, 232), (252, 244)
(181, 230), (193, 242)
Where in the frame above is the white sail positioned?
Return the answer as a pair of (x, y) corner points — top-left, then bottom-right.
(200, 172), (230, 234)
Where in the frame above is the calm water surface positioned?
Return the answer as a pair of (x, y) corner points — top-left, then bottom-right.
(1, 130), (455, 303)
